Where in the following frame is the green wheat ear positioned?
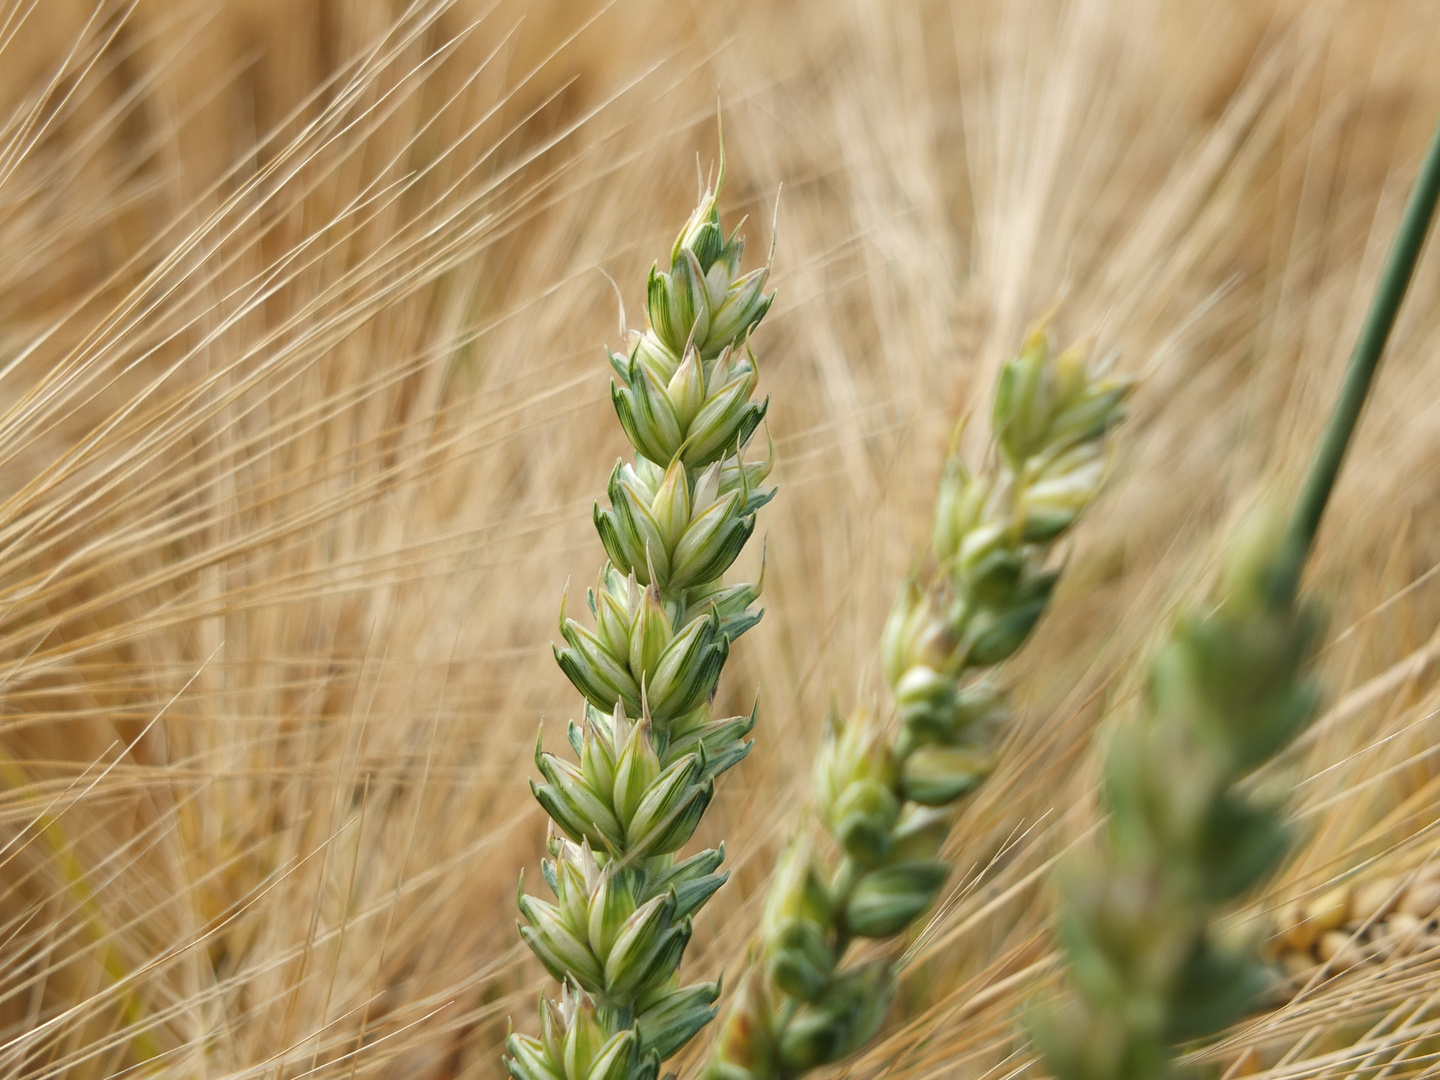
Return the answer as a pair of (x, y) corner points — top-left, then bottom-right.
(701, 325), (1130, 1080)
(504, 152), (778, 1080)
(1030, 112), (1440, 1080)
(1029, 510), (1321, 1080)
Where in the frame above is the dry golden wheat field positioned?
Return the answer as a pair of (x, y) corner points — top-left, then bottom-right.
(2, 0), (1440, 1076)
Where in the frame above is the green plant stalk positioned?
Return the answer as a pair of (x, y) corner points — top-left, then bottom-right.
(1034, 113), (1440, 1080)
(1273, 114), (1440, 603)
(505, 156), (779, 1080)
(0, 750), (163, 1062)
(704, 328), (1130, 1080)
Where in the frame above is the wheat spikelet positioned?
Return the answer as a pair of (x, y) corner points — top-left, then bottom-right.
(697, 325), (1127, 1080)
(504, 148), (778, 1080)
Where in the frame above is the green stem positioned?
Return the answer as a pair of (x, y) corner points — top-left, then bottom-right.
(0, 750), (163, 1062)
(1273, 114), (1440, 604)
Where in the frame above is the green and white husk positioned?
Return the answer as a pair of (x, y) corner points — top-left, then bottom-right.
(1030, 517), (1320, 1080)
(506, 165), (776, 1080)
(703, 329), (1130, 1080)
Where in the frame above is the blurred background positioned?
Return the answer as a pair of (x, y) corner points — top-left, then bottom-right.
(1, 0), (1439, 1076)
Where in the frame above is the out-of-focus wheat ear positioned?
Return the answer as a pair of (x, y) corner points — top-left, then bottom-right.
(699, 327), (1128, 1080)
(1031, 111), (1440, 1080)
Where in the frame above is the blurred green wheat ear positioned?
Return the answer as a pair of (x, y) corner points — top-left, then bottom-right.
(701, 327), (1128, 1080)
(1032, 109), (1440, 1080)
